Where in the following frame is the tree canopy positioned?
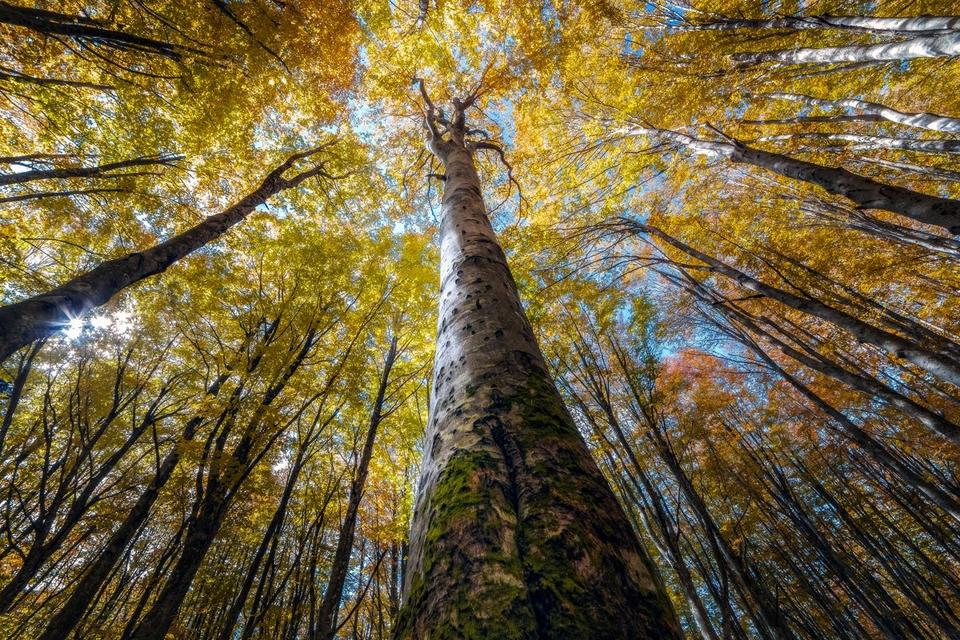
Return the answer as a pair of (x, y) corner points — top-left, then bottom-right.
(1, 1), (959, 638)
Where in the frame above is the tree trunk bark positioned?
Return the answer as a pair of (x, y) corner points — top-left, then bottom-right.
(758, 132), (960, 155)
(687, 15), (960, 34)
(395, 94), (680, 639)
(733, 32), (960, 65)
(762, 92), (960, 134)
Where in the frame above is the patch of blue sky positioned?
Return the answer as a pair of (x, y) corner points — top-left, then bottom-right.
(539, 0), (562, 44)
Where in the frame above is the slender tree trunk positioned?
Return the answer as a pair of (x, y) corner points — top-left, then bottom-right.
(0, 392), (166, 613)
(127, 500), (226, 640)
(645, 422), (795, 640)
(126, 328), (316, 640)
(0, 1), (191, 59)
(603, 417), (720, 640)
(733, 32), (960, 66)
(0, 339), (43, 457)
(627, 221), (960, 386)
(742, 114), (885, 126)
(857, 157), (960, 183)
(749, 448), (922, 640)
(0, 147), (329, 362)
(723, 302), (960, 441)
(0, 154), (181, 186)
(217, 453), (304, 640)
(395, 88), (680, 639)
(313, 337), (397, 640)
(758, 132), (960, 155)
(762, 92), (960, 134)
(631, 126), (960, 233)
(713, 309), (960, 522)
(686, 15), (960, 34)
(37, 371), (231, 640)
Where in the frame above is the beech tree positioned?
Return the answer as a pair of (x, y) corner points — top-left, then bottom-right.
(1, 1), (959, 639)
(393, 81), (679, 639)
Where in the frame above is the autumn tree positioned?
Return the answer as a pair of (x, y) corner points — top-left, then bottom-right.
(2, 1), (960, 639)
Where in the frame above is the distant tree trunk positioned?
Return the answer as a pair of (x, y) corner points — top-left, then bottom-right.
(685, 294), (960, 522)
(745, 444), (923, 640)
(37, 372), (232, 640)
(0, 339), (43, 457)
(757, 132), (960, 155)
(126, 327), (317, 640)
(742, 114), (886, 126)
(631, 126), (960, 233)
(627, 221), (960, 388)
(646, 422), (795, 640)
(0, 147), (330, 362)
(394, 84), (680, 640)
(686, 15), (960, 34)
(0, 1), (192, 59)
(733, 32), (960, 66)
(313, 337), (397, 640)
(216, 443), (307, 640)
(719, 302), (959, 441)
(0, 384), (170, 613)
(761, 92), (960, 134)
(576, 390), (720, 640)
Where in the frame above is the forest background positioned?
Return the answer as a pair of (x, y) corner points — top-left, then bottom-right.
(1, 0), (959, 638)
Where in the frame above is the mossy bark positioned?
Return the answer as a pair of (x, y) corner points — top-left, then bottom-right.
(395, 134), (680, 639)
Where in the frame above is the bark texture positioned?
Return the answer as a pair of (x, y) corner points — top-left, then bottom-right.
(687, 15), (960, 34)
(395, 88), (680, 640)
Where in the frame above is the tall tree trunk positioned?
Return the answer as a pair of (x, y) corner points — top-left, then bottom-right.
(686, 15), (960, 34)
(394, 85), (680, 640)
(732, 32), (960, 66)
(762, 92), (960, 134)
(757, 132), (960, 155)
(626, 220), (960, 387)
(0, 147), (330, 362)
(313, 337), (397, 640)
(631, 126), (960, 233)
